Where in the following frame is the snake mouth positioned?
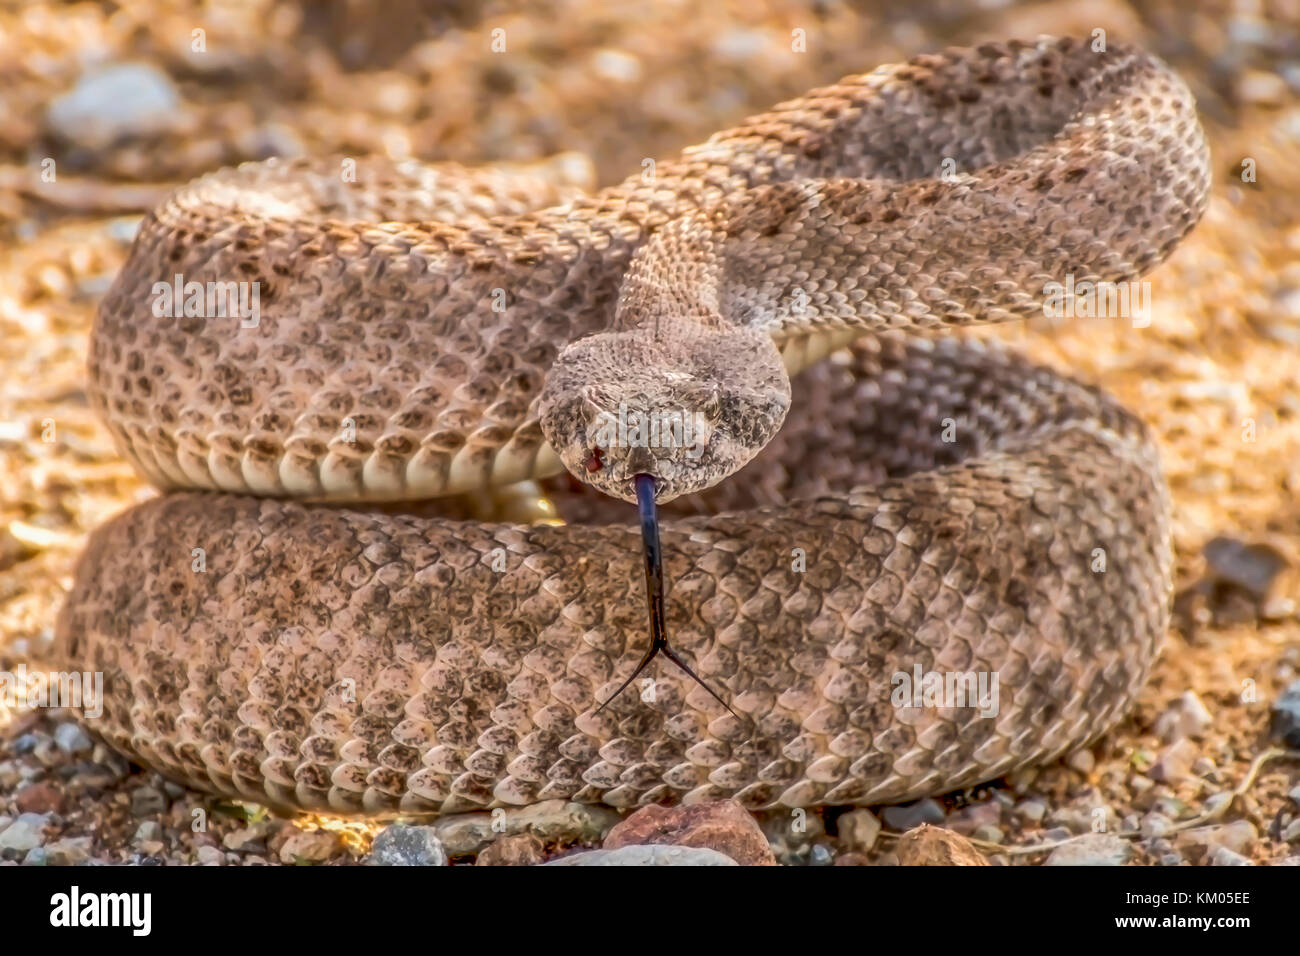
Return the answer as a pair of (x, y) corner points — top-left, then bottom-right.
(594, 473), (736, 716)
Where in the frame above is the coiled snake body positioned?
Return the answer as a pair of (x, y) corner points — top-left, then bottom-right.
(56, 38), (1210, 815)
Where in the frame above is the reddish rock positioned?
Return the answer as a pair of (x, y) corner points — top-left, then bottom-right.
(897, 825), (988, 866)
(603, 800), (775, 866)
(15, 781), (63, 814)
(476, 833), (547, 866)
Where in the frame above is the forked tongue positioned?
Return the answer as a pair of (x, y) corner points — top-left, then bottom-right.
(595, 474), (735, 716)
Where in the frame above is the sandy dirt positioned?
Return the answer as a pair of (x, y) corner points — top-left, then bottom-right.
(0, 0), (1297, 865)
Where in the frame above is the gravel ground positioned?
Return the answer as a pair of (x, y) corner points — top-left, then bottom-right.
(1, 0), (1298, 865)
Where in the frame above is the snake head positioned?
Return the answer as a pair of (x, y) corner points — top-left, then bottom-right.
(539, 319), (791, 503)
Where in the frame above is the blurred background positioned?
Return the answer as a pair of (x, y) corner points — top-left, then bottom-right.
(0, 0), (1297, 864)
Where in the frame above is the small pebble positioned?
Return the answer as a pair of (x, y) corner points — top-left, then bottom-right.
(603, 800), (774, 865)
(1141, 812), (1175, 839)
(806, 842), (834, 866)
(1044, 834), (1132, 866)
(106, 217), (142, 244)
(1066, 749), (1096, 775)
(1046, 807), (1097, 834)
(46, 62), (182, 149)
(545, 844), (737, 866)
(14, 781), (63, 814)
(32, 738), (60, 768)
(837, 808), (882, 852)
(366, 824), (447, 867)
(1237, 69), (1289, 106)
(1209, 846), (1254, 866)
(1261, 596), (1295, 620)
(1154, 691), (1214, 742)
(132, 821), (163, 846)
(222, 823), (276, 853)
(475, 833), (545, 867)
(196, 845), (225, 865)
(129, 786), (167, 817)
(0, 813), (49, 853)
(1271, 679), (1300, 747)
(1150, 739), (1198, 784)
(279, 829), (344, 864)
(947, 800), (1002, 835)
(881, 798), (945, 831)
(1151, 796), (1188, 819)
(1176, 820), (1258, 856)
(1203, 537), (1287, 600)
(1015, 799), (1047, 824)
(52, 722), (93, 755)
(44, 836), (92, 865)
(1146, 836), (1175, 856)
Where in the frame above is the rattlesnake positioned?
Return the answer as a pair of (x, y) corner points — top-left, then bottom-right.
(55, 37), (1210, 815)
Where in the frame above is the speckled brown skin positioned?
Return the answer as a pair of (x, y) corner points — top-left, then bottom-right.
(57, 38), (1208, 815)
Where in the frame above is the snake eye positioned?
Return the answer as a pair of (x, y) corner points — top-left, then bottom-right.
(585, 447), (604, 472)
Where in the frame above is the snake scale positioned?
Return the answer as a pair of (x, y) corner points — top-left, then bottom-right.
(54, 37), (1210, 816)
